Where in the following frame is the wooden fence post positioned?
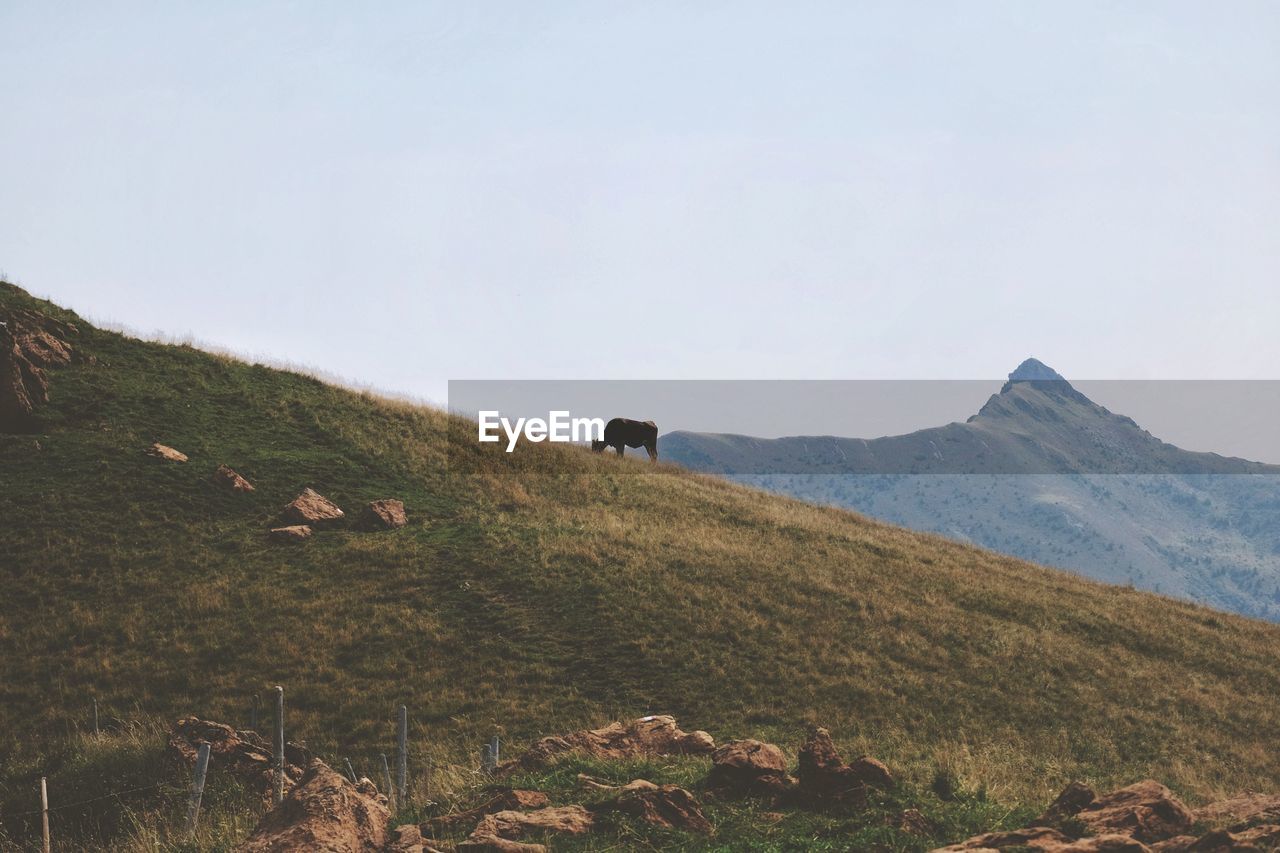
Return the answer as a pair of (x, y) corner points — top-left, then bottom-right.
(396, 705), (408, 805)
(273, 686), (285, 805)
(344, 758), (358, 783)
(250, 693), (260, 731)
(40, 776), (50, 853)
(93, 698), (99, 736)
(185, 741), (211, 836)
(490, 735), (500, 767)
(381, 753), (395, 812)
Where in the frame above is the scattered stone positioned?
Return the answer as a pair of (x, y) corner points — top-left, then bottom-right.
(932, 825), (1076, 850)
(424, 788), (551, 835)
(597, 783), (713, 833)
(1193, 793), (1280, 828)
(147, 442), (189, 463)
(501, 715), (715, 773)
(168, 716), (308, 802)
(707, 739), (795, 797)
(1150, 828), (1280, 852)
(235, 760), (388, 852)
(796, 726), (884, 804)
(1074, 781), (1194, 844)
(469, 805), (594, 843)
(576, 774), (658, 794)
(0, 306), (75, 432)
(213, 464), (255, 492)
(456, 838), (546, 852)
(385, 824), (451, 853)
(362, 498), (407, 529)
(283, 487), (345, 526)
(1036, 781), (1099, 827)
(270, 524), (313, 543)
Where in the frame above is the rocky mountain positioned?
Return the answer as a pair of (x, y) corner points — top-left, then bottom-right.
(662, 359), (1280, 620)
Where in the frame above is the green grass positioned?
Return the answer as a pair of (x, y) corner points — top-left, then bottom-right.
(3, 281), (1280, 849)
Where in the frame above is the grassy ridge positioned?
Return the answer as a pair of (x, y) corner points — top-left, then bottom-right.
(3, 282), (1280, 847)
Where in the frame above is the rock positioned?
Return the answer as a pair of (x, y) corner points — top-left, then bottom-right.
(707, 739), (795, 797)
(796, 726), (888, 804)
(235, 760), (388, 852)
(270, 524), (313, 543)
(469, 805), (594, 842)
(456, 839), (546, 852)
(932, 826), (1076, 850)
(0, 307), (74, 432)
(895, 808), (933, 835)
(598, 783), (713, 833)
(384, 824), (451, 853)
(501, 715), (715, 772)
(1075, 781), (1194, 843)
(1194, 793), (1280, 828)
(1153, 826), (1280, 851)
(168, 716), (308, 802)
(283, 487), (345, 526)
(424, 788), (551, 835)
(1036, 781), (1099, 827)
(147, 442), (188, 463)
(363, 499), (407, 529)
(213, 464), (255, 492)
(576, 774), (659, 793)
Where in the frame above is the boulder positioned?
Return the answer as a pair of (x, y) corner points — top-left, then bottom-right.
(456, 838), (546, 852)
(501, 715), (714, 772)
(0, 307), (75, 432)
(235, 760), (388, 852)
(384, 824), (450, 853)
(796, 726), (888, 804)
(598, 783), (713, 833)
(363, 499), (407, 529)
(270, 524), (313, 543)
(283, 487), (345, 526)
(424, 788), (551, 835)
(932, 827), (1151, 851)
(1152, 826), (1280, 851)
(469, 805), (594, 842)
(1075, 781), (1194, 844)
(707, 739), (795, 797)
(1036, 781), (1099, 827)
(148, 442), (189, 463)
(214, 464), (255, 492)
(168, 716), (308, 802)
(1193, 793), (1280, 828)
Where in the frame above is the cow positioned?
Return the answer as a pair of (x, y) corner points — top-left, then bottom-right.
(592, 417), (658, 461)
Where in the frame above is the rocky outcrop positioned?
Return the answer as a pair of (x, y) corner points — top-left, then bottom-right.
(213, 464), (255, 492)
(469, 805), (594, 845)
(707, 739), (794, 797)
(168, 716), (308, 801)
(362, 499), (407, 529)
(270, 524), (313, 543)
(384, 824), (450, 853)
(456, 838), (546, 852)
(283, 487), (345, 526)
(501, 715), (714, 772)
(1193, 793), (1280, 828)
(599, 783), (712, 833)
(235, 760), (388, 852)
(796, 726), (892, 804)
(424, 788), (551, 835)
(1072, 781), (1194, 844)
(0, 306), (75, 432)
(1152, 825), (1280, 852)
(1036, 781), (1099, 827)
(147, 442), (189, 463)
(932, 827), (1151, 851)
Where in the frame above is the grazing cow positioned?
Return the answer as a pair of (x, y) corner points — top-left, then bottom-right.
(593, 418), (658, 461)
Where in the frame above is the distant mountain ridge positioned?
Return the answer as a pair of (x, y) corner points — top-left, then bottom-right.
(662, 360), (1280, 620)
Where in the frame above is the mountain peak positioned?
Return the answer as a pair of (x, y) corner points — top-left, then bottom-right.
(1008, 358), (1067, 383)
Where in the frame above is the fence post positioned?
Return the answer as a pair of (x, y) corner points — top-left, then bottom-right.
(185, 741), (211, 836)
(40, 776), (50, 853)
(481, 743), (494, 774)
(273, 686), (285, 805)
(381, 753), (395, 811)
(93, 698), (99, 736)
(396, 704), (408, 806)
(344, 758), (358, 783)
(250, 693), (260, 731)
(490, 735), (500, 767)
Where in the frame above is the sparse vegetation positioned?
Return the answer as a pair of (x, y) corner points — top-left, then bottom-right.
(3, 281), (1280, 849)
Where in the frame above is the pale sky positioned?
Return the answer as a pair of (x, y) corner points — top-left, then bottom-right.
(2, 2), (1278, 404)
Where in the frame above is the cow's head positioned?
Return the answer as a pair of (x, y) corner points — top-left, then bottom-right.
(591, 440), (606, 453)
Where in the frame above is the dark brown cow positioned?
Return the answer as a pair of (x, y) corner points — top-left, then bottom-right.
(592, 417), (658, 461)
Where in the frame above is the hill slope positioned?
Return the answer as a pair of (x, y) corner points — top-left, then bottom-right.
(661, 359), (1280, 619)
(3, 284), (1280, 825)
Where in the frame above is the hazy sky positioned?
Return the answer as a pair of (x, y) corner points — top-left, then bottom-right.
(2, 2), (1278, 404)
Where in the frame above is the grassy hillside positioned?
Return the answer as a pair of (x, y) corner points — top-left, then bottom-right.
(3, 282), (1280, 847)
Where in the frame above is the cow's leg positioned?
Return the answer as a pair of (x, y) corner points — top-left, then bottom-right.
(646, 442), (657, 462)
(615, 445), (624, 458)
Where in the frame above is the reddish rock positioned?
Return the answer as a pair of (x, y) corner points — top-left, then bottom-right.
(424, 788), (551, 834)
(796, 727), (866, 803)
(0, 306), (74, 432)
(456, 838), (546, 852)
(502, 715), (714, 772)
(148, 442), (189, 463)
(577, 774), (659, 793)
(1036, 781), (1099, 827)
(1075, 781), (1194, 844)
(384, 824), (450, 853)
(932, 826), (1076, 850)
(1152, 826), (1280, 851)
(362, 499), (407, 529)
(168, 716), (308, 802)
(214, 464), (255, 492)
(1193, 793), (1280, 828)
(601, 783), (712, 833)
(707, 739), (795, 797)
(469, 805), (594, 842)
(235, 760), (388, 852)
(270, 524), (312, 543)
(283, 487), (345, 525)
(850, 755), (895, 789)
